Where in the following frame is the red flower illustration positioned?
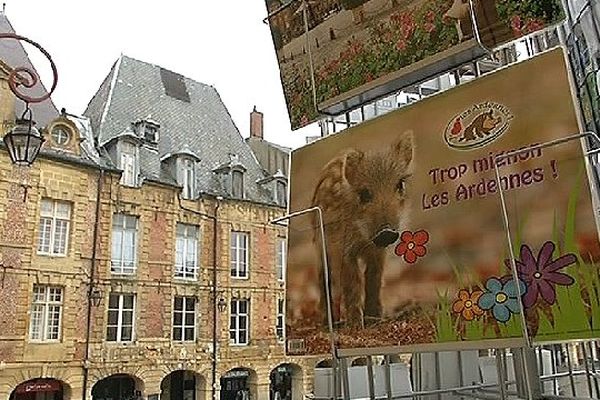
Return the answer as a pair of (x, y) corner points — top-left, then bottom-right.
(395, 230), (430, 264)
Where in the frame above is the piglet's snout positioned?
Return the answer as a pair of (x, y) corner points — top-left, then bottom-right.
(373, 227), (399, 248)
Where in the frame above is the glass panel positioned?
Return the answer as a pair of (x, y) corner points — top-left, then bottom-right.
(46, 305), (61, 339)
(33, 286), (46, 302)
(106, 326), (117, 341)
(48, 288), (62, 302)
(175, 238), (184, 276)
(124, 215), (137, 229)
(232, 170), (243, 197)
(40, 199), (53, 216)
(174, 297), (183, 311)
(121, 326), (132, 341)
(122, 311), (134, 325)
(111, 229), (123, 268)
(173, 327), (182, 341)
(123, 231), (135, 268)
(185, 298), (195, 311)
(30, 304), (44, 340)
(185, 312), (195, 326)
(37, 218), (52, 253)
(56, 202), (70, 218)
(184, 327), (194, 341)
(53, 220), (69, 255)
(108, 294), (120, 309)
(112, 213), (124, 228)
(239, 300), (247, 314)
(107, 310), (118, 325)
(123, 295), (134, 309)
(174, 312), (182, 326)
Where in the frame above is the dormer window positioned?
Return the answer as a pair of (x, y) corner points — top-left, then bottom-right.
(134, 119), (160, 143)
(232, 169), (244, 198)
(212, 154), (246, 199)
(120, 141), (138, 187)
(50, 125), (71, 146)
(275, 180), (287, 207)
(181, 158), (195, 200)
(144, 124), (158, 142)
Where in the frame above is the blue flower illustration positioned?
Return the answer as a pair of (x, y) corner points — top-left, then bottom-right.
(478, 277), (527, 323)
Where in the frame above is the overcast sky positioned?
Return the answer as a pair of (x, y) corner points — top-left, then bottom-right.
(4, 0), (315, 149)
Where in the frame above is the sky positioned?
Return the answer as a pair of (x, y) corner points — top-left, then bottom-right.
(3, 0), (316, 149)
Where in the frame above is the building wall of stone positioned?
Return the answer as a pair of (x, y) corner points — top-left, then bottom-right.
(0, 147), (316, 400)
(0, 151), (102, 399)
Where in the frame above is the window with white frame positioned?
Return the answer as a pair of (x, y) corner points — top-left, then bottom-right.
(276, 238), (286, 281)
(230, 231), (249, 278)
(111, 214), (138, 274)
(106, 293), (135, 342)
(173, 296), (196, 342)
(120, 141), (137, 187)
(175, 223), (198, 280)
(181, 158), (195, 200)
(29, 285), (63, 341)
(37, 199), (71, 256)
(276, 298), (285, 342)
(231, 169), (244, 198)
(230, 298), (249, 345)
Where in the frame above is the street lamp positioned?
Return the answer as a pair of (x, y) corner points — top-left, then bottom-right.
(217, 297), (227, 313)
(89, 288), (103, 307)
(0, 32), (58, 166)
(3, 111), (45, 165)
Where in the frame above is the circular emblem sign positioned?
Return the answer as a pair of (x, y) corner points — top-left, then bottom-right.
(444, 102), (514, 150)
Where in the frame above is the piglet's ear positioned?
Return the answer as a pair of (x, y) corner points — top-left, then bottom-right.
(394, 130), (414, 168)
(343, 149), (364, 187)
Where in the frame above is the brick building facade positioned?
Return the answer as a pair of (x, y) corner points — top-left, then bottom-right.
(0, 15), (315, 400)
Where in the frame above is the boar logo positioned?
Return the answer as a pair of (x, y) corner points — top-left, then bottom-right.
(312, 131), (413, 328)
(445, 102), (513, 150)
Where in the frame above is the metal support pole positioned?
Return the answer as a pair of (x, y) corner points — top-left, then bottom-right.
(566, 343), (577, 397)
(366, 356), (375, 400)
(434, 352), (441, 400)
(340, 357), (350, 400)
(496, 349), (507, 400)
(271, 207), (338, 400)
(384, 355), (392, 400)
(589, 341), (600, 397)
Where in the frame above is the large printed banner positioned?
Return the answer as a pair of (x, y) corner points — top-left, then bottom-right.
(266, 0), (565, 130)
(286, 48), (600, 356)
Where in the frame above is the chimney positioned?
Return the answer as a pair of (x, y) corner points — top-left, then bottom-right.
(250, 106), (264, 140)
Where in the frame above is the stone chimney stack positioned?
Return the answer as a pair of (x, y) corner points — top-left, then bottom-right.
(250, 106), (264, 140)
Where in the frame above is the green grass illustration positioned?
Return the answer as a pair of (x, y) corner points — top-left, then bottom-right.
(435, 165), (600, 343)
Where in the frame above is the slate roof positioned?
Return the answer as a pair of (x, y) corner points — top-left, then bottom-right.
(84, 55), (275, 204)
(0, 11), (59, 127)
